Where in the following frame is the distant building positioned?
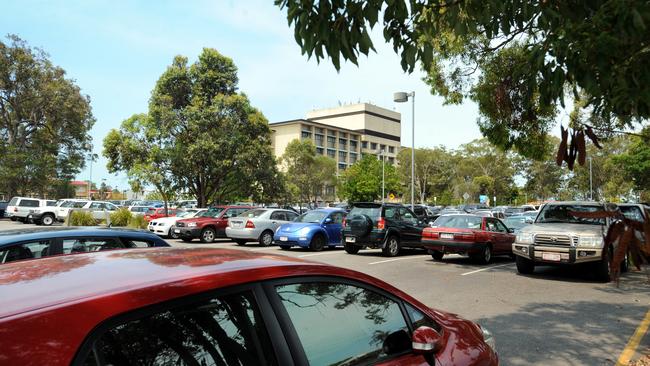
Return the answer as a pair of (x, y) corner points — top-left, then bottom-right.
(70, 180), (90, 198)
(270, 103), (401, 171)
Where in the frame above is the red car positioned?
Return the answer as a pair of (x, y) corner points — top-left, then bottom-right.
(174, 205), (253, 243)
(143, 207), (177, 222)
(0, 248), (498, 365)
(422, 214), (515, 264)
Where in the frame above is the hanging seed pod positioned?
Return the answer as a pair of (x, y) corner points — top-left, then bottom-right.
(556, 126), (568, 166)
(585, 126), (603, 148)
(566, 130), (577, 170)
(577, 130), (586, 166)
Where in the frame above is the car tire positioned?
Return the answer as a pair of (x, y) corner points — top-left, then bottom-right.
(430, 250), (444, 261)
(472, 245), (492, 264)
(10, 217), (16, 222)
(235, 240), (247, 246)
(345, 243), (360, 254)
(41, 214), (55, 226)
(259, 230), (274, 247)
(382, 235), (400, 257)
(169, 228), (180, 239)
(200, 228), (216, 243)
(595, 249), (612, 282)
(279, 245), (291, 250)
(620, 252), (630, 273)
(515, 255), (535, 274)
(310, 234), (326, 251)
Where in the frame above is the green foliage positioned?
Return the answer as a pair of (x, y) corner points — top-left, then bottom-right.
(68, 211), (96, 226)
(110, 208), (132, 227)
(339, 155), (399, 202)
(0, 35), (94, 198)
(103, 48), (281, 207)
(276, 1), (650, 158)
(396, 147), (455, 204)
(128, 215), (148, 230)
(281, 139), (337, 204)
(614, 128), (650, 199)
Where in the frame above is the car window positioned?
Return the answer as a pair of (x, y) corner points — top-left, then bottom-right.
(413, 207), (425, 216)
(124, 240), (155, 248)
(62, 238), (123, 254)
(74, 201), (88, 208)
(404, 303), (439, 331)
(0, 240), (52, 264)
(270, 211), (286, 221)
(105, 203), (118, 211)
(398, 207), (417, 224)
(276, 282), (411, 366)
(19, 199), (39, 207)
(486, 220), (498, 232)
(286, 212), (299, 221)
(495, 220), (508, 233)
(46, 200), (57, 206)
(8, 197), (18, 206)
(384, 206), (398, 220)
(90, 202), (104, 209)
(83, 291), (277, 366)
(329, 212), (344, 224)
(620, 206), (644, 223)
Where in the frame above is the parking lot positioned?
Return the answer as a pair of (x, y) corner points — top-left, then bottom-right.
(1, 218), (648, 365)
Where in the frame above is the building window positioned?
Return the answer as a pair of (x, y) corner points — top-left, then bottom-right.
(388, 146), (395, 153)
(340, 132), (347, 138)
(349, 153), (358, 164)
(316, 147), (324, 155)
(327, 136), (336, 148)
(362, 141), (368, 149)
(325, 186), (335, 196)
(338, 138), (347, 149)
(301, 131), (312, 139)
(338, 151), (347, 162)
(327, 149), (336, 159)
(316, 127), (324, 134)
(350, 135), (358, 141)
(388, 157), (395, 165)
(371, 142), (377, 150)
(349, 140), (358, 150)
(380, 144), (386, 151)
(328, 129), (337, 136)
(338, 163), (347, 170)
(315, 134), (324, 147)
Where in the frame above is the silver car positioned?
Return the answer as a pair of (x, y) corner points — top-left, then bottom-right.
(226, 208), (299, 246)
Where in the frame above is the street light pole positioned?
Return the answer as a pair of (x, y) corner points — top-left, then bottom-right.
(381, 149), (385, 203)
(393, 91), (416, 211)
(589, 157), (593, 201)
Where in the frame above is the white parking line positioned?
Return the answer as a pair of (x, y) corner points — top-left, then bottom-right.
(460, 263), (513, 276)
(246, 247), (282, 251)
(298, 251), (343, 258)
(368, 256), (426, 265)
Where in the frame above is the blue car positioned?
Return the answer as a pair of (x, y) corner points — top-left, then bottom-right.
(273, 208), (346, 251)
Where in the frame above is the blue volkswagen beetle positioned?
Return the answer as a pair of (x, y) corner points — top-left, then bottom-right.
(273, 208), (346, 251)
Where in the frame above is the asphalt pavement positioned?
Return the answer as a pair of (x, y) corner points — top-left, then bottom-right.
(1, 219), (648, 365)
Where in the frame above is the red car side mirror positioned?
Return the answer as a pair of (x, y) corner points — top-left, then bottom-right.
(412, 326), (442, 354)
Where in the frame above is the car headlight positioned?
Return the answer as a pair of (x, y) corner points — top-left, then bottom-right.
(187, 222), (197, 227)
(480, 326), (496, 352)
(578, 235), (603, 247)
(298, 227), (311, 236)
(516, 232), (534, 244)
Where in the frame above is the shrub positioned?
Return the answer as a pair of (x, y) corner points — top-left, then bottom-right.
(68, 211), (97, 226)
(128, 214), (148, 230)
(110, 208), (132, 227)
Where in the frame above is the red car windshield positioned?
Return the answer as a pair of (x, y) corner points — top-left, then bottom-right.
(433, 215), (483, 229)
(200, 208), (225, 218)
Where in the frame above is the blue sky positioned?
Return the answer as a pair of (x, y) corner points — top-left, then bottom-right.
(1, 0), (500, 190)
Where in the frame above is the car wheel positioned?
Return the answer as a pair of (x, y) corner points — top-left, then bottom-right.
(515, 255), (535, 274)
(10, 217), (16, 222)
(382, 235), (400, 257)
(472, 245), (492, 264)
(595, 248), (612, 282)
(235, 240), (247, 246)
(620, 252), (630, 273)
(200, 228), (216, 243)
(345, 243), (360, 254)
(41, 214), (55, 226)
(310, 234), (326, 251)
(169, 228), (180, 239)
(430, 250), (444, 261)
(181, 237), (193, 243)
(259, 231), (274, 247)
(279, 245), (291, 250)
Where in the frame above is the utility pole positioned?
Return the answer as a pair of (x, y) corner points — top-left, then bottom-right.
(589, 157), (593, 201)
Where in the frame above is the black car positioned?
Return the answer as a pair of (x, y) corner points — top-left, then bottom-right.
(342, 203), (427, 257)
(0, 227), (169, 265)
(412, 204), (438, 224)
(0, 201), (7, 218)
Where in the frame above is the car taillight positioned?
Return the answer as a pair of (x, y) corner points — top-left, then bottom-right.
(245, 220), (255, 229)
(377, 217), (385, 230)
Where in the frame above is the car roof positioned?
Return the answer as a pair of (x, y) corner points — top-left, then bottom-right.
(0, 247), (356, 320)
(0, 227), (161, 246)
(543, 201), (603, 206)
(309, 207), (345, 212)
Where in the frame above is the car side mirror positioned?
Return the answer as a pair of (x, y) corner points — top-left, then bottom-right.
(323, 217), (332, 224)
(222, 215), (229, 219)
(508, 228), (515, 233)
(412, 326), (442, 355)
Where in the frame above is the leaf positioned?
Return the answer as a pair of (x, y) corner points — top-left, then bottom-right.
(556, 125), (568, 166)
(577, 130), (586, 166)
(585, 126), (603, 149)
(632, 9), (646, 31)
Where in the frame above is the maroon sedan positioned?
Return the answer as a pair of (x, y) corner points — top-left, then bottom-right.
(423, 214), (515, 264)
(0, 248), (498, 365)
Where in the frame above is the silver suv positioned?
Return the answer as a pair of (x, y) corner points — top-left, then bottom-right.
(512, 201), (625, 282)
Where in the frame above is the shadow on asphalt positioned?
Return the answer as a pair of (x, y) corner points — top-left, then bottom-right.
(476, 300), (648, 365)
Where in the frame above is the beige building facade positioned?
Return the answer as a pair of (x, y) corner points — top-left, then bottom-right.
(270, 103), (402, 173)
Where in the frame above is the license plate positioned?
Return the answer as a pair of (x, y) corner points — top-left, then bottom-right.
(345, 236), (356, 243)
(440, 233), (454, 239)
(542, 252), (561, 261)
(174, 229), (181, 234)
(280, 236), (288, 242)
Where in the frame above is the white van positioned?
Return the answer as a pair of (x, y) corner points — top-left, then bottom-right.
(6, 197), (57, 222)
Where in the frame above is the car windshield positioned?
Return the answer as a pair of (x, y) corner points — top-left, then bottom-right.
(177, 210), (196, 218)
(536, 204), (605, 225)
(505, 208), (525, 214)
(619, 206), (644, 223)
(240, 209), (267, 218)
(201, 207), (225, 218)
(349, 206), (382, 219)
(433, 215), (483, 229)
(504, 217), (528, 229)
(296, 211), (328, 223)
